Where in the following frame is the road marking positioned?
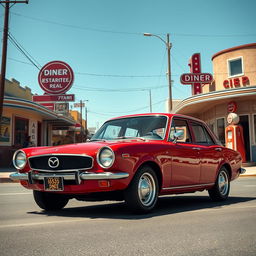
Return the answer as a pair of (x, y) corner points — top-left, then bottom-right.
(0, 192), (31, 196)
(0, 218), (93, 229)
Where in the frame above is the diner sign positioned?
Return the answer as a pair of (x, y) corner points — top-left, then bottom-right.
(38, 61), (74, 94)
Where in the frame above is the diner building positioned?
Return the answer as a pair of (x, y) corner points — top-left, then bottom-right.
(0, 78), (76, 167)
(175, 43), (256, 164)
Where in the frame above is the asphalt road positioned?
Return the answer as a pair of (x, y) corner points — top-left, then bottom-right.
(0, 177), (256, 256)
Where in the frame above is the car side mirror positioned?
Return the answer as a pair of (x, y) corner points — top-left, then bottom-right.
(173, 130), (184, 143)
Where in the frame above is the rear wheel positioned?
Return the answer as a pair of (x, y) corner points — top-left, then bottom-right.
(208, 167), (230, 201)
(124, 165), (159, 213)
(33, 191), (69, 211)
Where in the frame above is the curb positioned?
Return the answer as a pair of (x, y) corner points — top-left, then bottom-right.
(0, 178), (17, 183)
(0, 177), (19, 183)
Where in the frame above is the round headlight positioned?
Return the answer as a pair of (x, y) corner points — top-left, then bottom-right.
(97, 147), (115, 168)
(13, 150), (27, 170)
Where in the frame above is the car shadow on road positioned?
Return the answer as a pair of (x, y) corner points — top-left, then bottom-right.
(27, 195), (256, 220)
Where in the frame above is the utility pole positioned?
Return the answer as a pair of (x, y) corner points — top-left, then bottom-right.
(149, 89), (152, 112)
(80, 100), (83, 139)
(0, 1), (28, 123)
(166, 33), (172, 112)
(144, 32), (173, 112)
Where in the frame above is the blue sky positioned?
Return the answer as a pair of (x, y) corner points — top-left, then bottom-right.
(2, 0), (256, 129)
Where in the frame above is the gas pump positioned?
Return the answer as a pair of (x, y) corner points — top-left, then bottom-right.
(225, 113), (246, 162)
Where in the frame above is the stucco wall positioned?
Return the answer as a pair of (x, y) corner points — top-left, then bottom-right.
(203, 44), (256, 93)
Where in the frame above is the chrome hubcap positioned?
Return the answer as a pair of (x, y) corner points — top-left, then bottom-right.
(138, 172), (156, 207)
(218, 170), (229, 196)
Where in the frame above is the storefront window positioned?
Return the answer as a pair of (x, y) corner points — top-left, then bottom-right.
(217, 118), (225, 145)
(14, 117), (29, 146)
(0, 116), (11, 143)
(254, 115), (256, 144)
(228, 57), (243, 77)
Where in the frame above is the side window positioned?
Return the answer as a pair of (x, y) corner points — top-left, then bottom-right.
(191, 122), (215, 145)
(169, 119), (191, 143)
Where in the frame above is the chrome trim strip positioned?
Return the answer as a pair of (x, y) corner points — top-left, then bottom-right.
(9, 172), (28, 181)
(80, 172), (129, 180)
(162, 183), (215, 190)
(29, 168), (90, 173)
(28, 153), (94, 172)
(9, 171), (129, 182)
(239, 168), (246, 174)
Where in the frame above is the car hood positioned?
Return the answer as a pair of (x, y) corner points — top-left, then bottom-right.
(23, 139), (157, 158)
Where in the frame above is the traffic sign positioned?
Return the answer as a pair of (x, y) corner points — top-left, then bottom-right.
(38, 61), (74, 94)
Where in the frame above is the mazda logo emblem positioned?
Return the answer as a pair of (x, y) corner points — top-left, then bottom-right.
(48, 157), (60, 168)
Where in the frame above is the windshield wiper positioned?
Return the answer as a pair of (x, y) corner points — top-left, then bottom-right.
(116, 136), (146, 141)
(89, 139), (107, 142)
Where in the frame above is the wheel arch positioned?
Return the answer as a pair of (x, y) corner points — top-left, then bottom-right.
(220, 163), (232, 180)
(137, 161), (163, 190)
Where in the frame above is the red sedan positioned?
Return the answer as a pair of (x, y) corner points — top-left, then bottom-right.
(10, 114), (245, 213)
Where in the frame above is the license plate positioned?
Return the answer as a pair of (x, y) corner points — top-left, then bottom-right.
(44, 177), (64, 191)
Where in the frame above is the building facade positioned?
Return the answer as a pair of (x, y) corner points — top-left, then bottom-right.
(0, 79), (76, 167)
(175, 43), (256, 164)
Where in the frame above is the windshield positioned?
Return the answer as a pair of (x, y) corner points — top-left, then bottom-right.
(91, 115), (168, 141)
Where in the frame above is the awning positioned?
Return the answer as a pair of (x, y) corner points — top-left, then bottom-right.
(3, 96), (76, 126)
(174, 86), (256, 116)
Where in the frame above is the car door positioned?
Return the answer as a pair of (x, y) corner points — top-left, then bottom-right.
(189, 121), (222, 184)
(169, 118), (201, 186)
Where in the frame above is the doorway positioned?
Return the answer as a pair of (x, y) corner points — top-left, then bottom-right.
(239, 115), (250, 161)
(14, 117), (29, 147)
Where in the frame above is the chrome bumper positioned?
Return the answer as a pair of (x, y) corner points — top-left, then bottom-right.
(9, 171), (129, 183)
(239, 168), (246, 174)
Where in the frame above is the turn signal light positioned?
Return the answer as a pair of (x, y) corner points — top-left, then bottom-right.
(98, 180), (110, 188)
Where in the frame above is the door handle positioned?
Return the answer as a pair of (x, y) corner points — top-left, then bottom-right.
(192, 147), (201, 150)
(215, 148), (222, 152)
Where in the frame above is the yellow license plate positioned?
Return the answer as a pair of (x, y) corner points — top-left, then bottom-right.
(44, 177), (64, 191)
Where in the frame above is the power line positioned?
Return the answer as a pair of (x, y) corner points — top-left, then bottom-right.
(72, 84), (167, 92)
(11, 11), (144, 36)
(11, 11), (256, 38)
(8, 32), (41, 69)
(90, 99), (167, 115)
(75, 71), (166, 78)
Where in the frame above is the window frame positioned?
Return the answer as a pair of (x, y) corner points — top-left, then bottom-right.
(189, 121), (216, 145)
(253, 114), (256, 145)
(227, 56), (244, 78)
(169, 117), (192, 143)
(14, 116), (29, 146)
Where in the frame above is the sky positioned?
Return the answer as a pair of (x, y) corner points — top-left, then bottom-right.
(2, 0), (256, 129)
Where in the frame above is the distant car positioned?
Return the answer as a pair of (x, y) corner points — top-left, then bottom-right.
(10, 113), (245, 213)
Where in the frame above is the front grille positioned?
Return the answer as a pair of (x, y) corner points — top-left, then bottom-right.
(29, 155), (93, 171)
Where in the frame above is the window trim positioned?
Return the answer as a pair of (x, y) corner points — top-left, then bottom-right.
(189, 121), (216, 145)
(227, 56), (244, 78)
(169, 117), (192, 143)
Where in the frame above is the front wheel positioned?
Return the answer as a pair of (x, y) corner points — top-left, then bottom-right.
(124, 166), (159, 213)
(208, 167), (230, 201)
(33, 191), (69, 211)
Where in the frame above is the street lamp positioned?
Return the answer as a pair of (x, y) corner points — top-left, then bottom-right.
(144, 33), (172, 112)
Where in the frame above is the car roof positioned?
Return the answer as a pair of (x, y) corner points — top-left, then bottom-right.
(108, 113), (205, 124)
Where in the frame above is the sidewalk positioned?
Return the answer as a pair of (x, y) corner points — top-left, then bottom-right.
(0, 166), (256, 183)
